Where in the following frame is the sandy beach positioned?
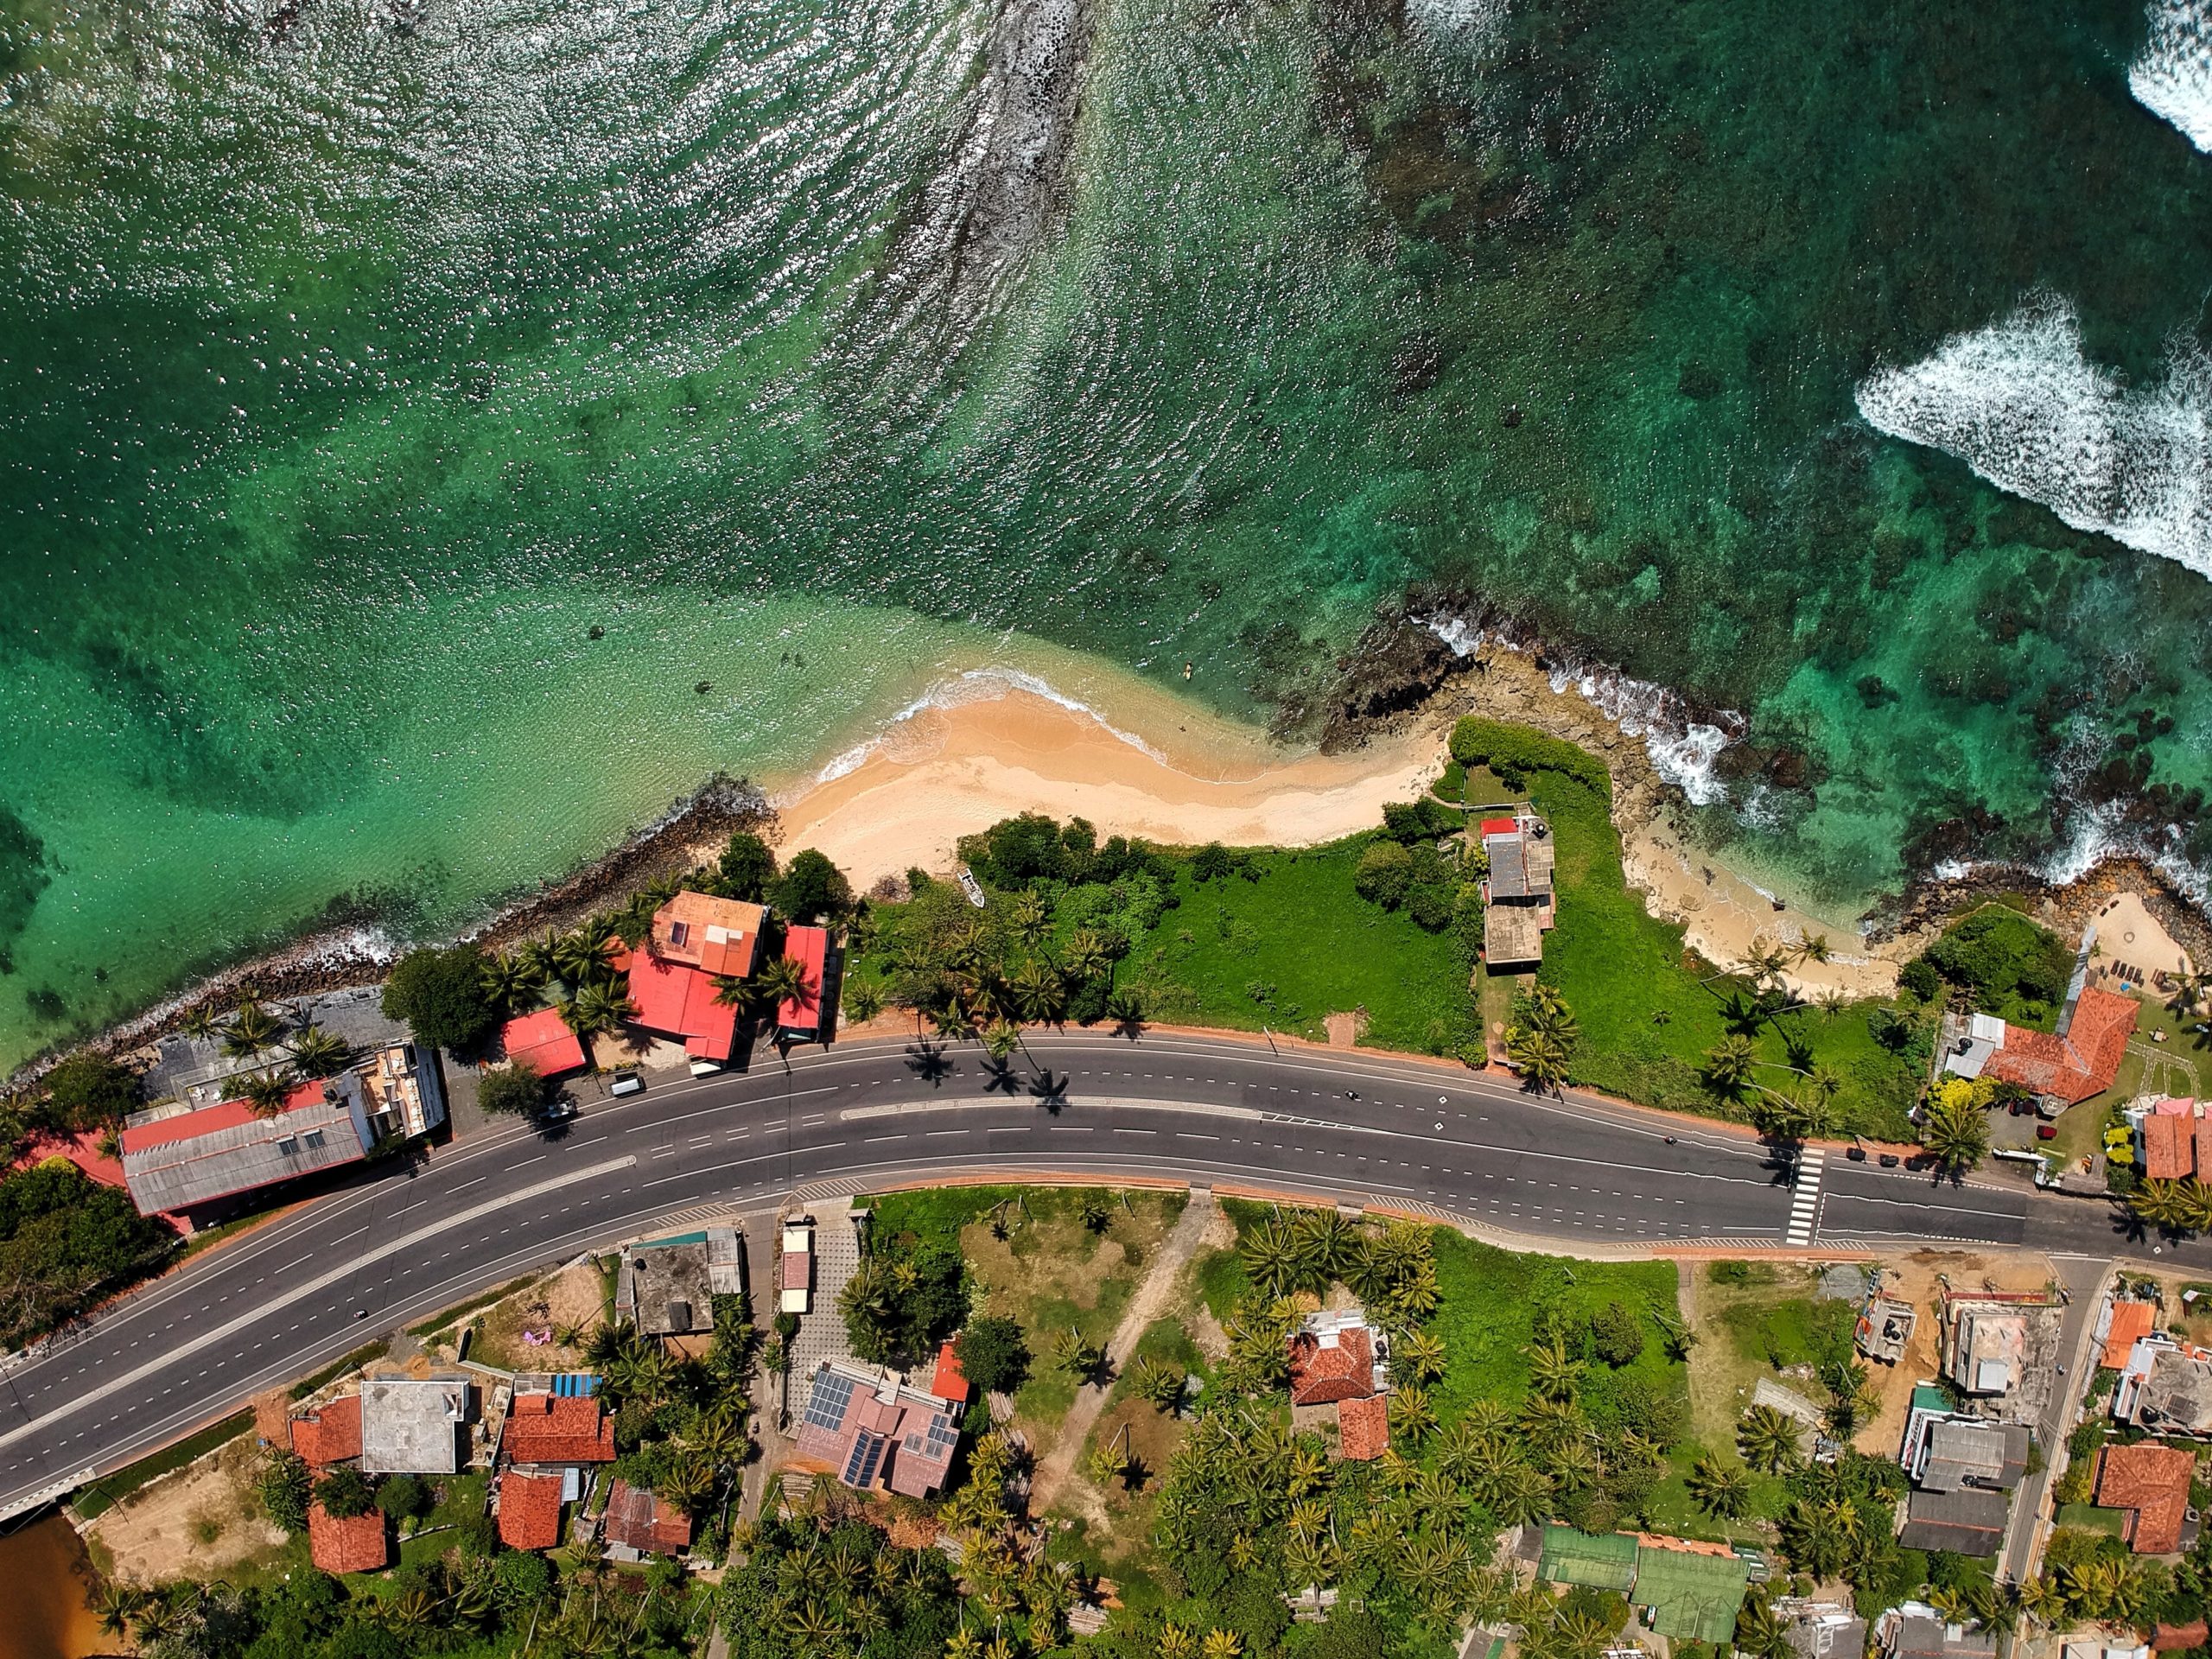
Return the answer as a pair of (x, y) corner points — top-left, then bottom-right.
(765, 652), (1927, 1001)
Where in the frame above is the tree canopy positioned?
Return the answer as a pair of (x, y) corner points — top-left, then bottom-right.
(380, 944), (499, 1053)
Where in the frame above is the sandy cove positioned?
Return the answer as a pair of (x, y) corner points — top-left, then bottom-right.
(767, 652), (1942, 1001)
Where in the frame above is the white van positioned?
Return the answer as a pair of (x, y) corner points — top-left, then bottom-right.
(609, 1070), (644, 1097)
(688, 1058), (724, 1078)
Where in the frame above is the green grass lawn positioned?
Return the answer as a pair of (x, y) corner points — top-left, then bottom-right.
(1428, 1232), (1686, 1427)
(1638, 1445), (1789, 1545)
(1524, 768), (1922, 1139)
(1116, 839), (1478, 1056)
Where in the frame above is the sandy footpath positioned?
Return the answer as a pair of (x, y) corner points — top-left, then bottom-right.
(764, 652), (1932, 1000)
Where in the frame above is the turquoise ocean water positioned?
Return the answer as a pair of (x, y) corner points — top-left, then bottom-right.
(4, 0), (2212, 1069)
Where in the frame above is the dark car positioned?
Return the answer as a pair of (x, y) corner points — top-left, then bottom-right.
(1846, 1147), (1867, 1161)
(1878, 1153), (1901, 1167)
(2037, 1122), (2058, 1141)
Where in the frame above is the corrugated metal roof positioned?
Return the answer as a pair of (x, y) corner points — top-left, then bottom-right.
(121, 1088), (368, 1214)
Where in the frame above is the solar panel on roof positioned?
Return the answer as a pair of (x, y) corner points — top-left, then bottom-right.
(804, 1370), (857, 1432)
(924, 1415), (959, 1454)
(843, 1430), (886, 1487)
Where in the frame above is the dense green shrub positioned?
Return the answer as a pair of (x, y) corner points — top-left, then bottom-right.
(0, 1160), (175, 1349)
(476, 1063), (553, 1117)
(1353, 840), (1414, 907)
(380, 944), (499, 1053)
(1450, 716), (1611, 796)
(1919, 906), (2073, 1014)
(767, 849), (851, 923)
(39, 1053), (141, 1133)
(953, 1314), (1031, 1395)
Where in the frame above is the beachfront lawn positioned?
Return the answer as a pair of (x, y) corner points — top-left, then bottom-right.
(1514, 760), (1922, 1139)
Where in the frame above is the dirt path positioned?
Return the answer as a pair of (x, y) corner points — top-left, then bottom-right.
(1028, 1192), (1217, 1510)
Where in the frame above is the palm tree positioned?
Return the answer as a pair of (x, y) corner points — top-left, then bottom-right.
(1523, 985), (1580, 1047)
(1201, 1630), (1243, 1659)
(1395, 1329), (1446, 1385)
(1685, 1452), (1751, 1520)
(180, 1004), (222, 1046)
(1009, 958), (1065, 1024)
(93, 1581), (147, 1642)
(1065, 929), (1109, 982)
(1389, 1385), (1438, 1443)
(1131, 1356), (1187, 1413)
(1736, 1403), (1802, 1473)
(843, 981), (885, 1025)
(1735, 1598), (1792, 1659)
(1008, 892), (1050, 950)
(1506, 1024), (1573, 1095)
(982, 1020), (1021, 1062)
(1086, 1433), (1133, 1491)
(1702, 1035), (1757, 1099)
(1107, 987), (1146, 1035)
(1920, 1090), (1991, 1173)
(288, 1023), (351, 1078)
(658, 1456), (712, 1516)
(551, 929), (614, 986)
(1526, 1335), (1582, 1402)
(481, 950), (543, 1014)
(752, 954), (812, 1019)
(239, 1068), (296, 1119)
(563, 981), (636, 1041)
(517, 929), (563, 986)
(222, 1000), (284, 1059)
(944, 1627), (985, 1659)
(2133, 1178), (2193, 1232)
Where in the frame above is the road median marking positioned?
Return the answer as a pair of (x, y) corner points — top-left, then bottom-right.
(0, 1156), (637, 1457)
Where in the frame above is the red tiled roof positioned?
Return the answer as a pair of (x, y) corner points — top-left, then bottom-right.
(2098, 1441), (2197, 1555)
(505, 1393), (616, 1464)
(308, 1503), (388, 1573)
(931, 1342), (971, 1405)
(291, 1395), (362, 1466)
(498, 1470), (565, 1551)
(120, 1078), (333, 1154)
(2157, 1624), (2210, 1652)
(2105, 1302), (2160, 1370)
(1287, 1325), (1376, 1407)
(2146, 1115), (2196, 1182)
(649, 893), (766, 979)
(500, 1008), (586, 1079)
(626, 955), (738, 1062)
(603, 1478), (692, 1555)
(1986, 987), (2139, 1105)
(1338, 1394), (1389, 1461)
(2196, 1117), (2212, 1185)
(777, 927), (830, 1033)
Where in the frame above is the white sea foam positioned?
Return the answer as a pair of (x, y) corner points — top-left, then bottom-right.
(2132, 0), (2212, 152)
(1405, 0), (1507, 48)
(1854, 292), (2212, 579)
(799, 665), (1166, 796)
(1417, 613), (1744, 806)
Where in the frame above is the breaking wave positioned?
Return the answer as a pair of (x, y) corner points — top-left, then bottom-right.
(2132, 0), (2212, 152)
(1854, 293), (2212, 579)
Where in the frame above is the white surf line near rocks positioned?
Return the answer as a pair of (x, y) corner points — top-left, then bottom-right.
(2133, 0), (2212, 153)
(1855, 292), (2212, 579)
(0, 1157), (637, 1455)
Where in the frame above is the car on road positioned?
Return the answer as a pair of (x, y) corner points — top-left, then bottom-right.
(541, 1096), (577, 1123)
(1878, 1153), (1901, 1167)
(610, 1070), (644, 1097)
(689, 1058), (724, 1078)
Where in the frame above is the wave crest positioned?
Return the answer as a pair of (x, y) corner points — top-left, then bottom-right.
(2133, 0), (2212, 152)
(1854, 292), (2212, 579)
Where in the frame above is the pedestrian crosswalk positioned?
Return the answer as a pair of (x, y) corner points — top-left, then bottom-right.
(1785, 1147), (1825, 1245)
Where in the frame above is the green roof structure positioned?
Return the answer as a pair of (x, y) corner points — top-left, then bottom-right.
(1635, 1543), (1752, 1644)
(1538, 1525), (1638, 1591)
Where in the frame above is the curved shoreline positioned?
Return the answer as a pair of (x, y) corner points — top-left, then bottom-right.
(12, 632), (2202, 1087)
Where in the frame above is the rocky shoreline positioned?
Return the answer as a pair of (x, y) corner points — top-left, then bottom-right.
(2, 775), (775, 1090)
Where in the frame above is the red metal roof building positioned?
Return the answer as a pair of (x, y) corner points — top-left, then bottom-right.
(1337, 1393), (1390, 1461)
(776, 926), (830, 1039)
(497, 1470), (567, 1551)
(120, 1078), (372, 1217)
(1986, 987), (2139, 1106)
(500, 1007), (587, 1078)
(649, 893), (767, 979)
(1288, 1315), (1378, 1407)
(602, 1478), (693, 1556)
(290, 1395), (363, 1466)
(626, 953), (739, 1061)
(791, 1361), (965, 1499)
(308, 1503), (389, 1574)
(2146, 1115), (2196, 1182)
(504, 1392), (617, 1465)
(2105, 1302), (2160, 1370)
(931, 1342), (971, 1406)
(2098, 1440), (2197, 1554)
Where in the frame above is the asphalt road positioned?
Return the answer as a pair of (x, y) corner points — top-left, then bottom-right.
(0, 1028), (2182, 1519)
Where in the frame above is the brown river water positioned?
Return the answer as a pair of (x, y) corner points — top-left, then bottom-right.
(0, 1513), (106, 1659)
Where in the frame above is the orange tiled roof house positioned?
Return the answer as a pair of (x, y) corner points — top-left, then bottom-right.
(1287, 1310), (1393, 1461)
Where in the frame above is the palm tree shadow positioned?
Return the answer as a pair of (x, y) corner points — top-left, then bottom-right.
(905, 1042), (955, 1088)
(980, 1057), (1025, 1096)
(1028, 1070), (1071, 1115)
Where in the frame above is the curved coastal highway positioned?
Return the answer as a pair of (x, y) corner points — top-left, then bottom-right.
(0, 1028), (2178, 1518)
